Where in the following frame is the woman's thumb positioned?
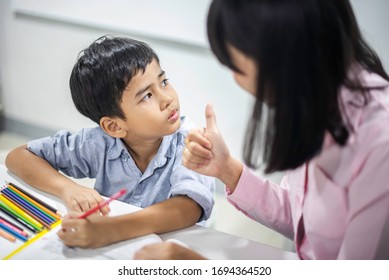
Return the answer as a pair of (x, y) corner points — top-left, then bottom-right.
(205, 103), (218, 132)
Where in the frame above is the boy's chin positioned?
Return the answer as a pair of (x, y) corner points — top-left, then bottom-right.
(166, 119), (181, 135)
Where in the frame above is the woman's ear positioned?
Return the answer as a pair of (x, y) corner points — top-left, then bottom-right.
(100, 116), (127, 138)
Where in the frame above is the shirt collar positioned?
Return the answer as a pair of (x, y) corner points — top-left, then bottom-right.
(107, 133), (176, 163)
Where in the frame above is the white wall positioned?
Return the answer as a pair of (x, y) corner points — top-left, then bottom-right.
(350, 0), (389, 72)
(0, 0), (253, 163)
(0, 0), (388, 163)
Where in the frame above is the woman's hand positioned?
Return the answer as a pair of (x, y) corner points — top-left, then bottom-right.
(183, 103), (243, 190)
(133, 242), (206, 260)
(183, 103), (230, 178)
(62, 185), (110, 215)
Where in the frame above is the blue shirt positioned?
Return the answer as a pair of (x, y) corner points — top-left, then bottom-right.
(27, 117), (215, 222)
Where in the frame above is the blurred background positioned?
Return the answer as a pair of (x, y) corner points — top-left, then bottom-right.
(0, 0), (388, 251)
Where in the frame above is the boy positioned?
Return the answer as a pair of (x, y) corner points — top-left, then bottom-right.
(5, 36), (214, 248)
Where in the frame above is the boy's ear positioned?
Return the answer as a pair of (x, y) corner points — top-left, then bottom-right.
(100, 116), (126, 138)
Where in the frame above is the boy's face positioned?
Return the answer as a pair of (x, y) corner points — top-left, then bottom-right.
(118, 59), (181, 141)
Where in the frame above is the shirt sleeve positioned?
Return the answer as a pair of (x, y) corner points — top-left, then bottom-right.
(168, 138), (215, 222)
(169, 166), (215, 222)
(337, 141), (389, 259)
(226, 165), (294, 239)
(27, 129), (101, 179)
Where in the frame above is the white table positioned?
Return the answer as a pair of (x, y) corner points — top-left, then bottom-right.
(0, 165), (297, 260)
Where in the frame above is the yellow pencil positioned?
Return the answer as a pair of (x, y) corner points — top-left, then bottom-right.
(0, 194), (43, 230)
(1, 193), (52, 230)
(6, 184), (61, 221)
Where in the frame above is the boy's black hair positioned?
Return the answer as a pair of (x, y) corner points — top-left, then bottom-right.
(207, 0), (389, 173)
(70, 36), (160, 124)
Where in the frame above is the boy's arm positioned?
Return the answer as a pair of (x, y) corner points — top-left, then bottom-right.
(58, 195), (201, 248)
(120, 195), (202, 236)
(5, 145), (108, 214)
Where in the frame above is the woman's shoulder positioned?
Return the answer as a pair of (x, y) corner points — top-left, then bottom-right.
(315, 70), (389, 186)
(341, 69), (389, 139)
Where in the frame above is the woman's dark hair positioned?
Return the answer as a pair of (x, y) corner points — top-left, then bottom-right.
(70, 36), (159, 124)
(207, 0), (389, 173)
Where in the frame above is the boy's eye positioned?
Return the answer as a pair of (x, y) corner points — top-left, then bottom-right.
(161, 78), (169, 87)
(142, 93), (152, 101)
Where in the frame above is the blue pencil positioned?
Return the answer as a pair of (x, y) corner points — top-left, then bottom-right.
(0, 221), (28, 242)
(5, 186), (58, 221)
(1, 189), (54, 225)
(2, 188), (55, 224)
(0, 205), (39, 233)
(0, 192), (51, 229)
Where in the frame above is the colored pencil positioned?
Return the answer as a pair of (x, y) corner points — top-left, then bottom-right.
(0, 222), (28, 242)
(0, 214), (27, 234)
(0, 195), (43, 231)
(0, 204), (39, 233)
(78, 188), (127, 219)
(4, 185), (55, 220)
(0, 227), (16, 242)
(6, 184), (61, 220)
(0, 193), (51, 229)
(2, 188), (55, 223)
(1, 188), (54, 224)
(7, 182), (63, 217)
(0, 216), (29, 237)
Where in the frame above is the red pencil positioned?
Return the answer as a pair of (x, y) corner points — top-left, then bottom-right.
(77, 189), (127, 219)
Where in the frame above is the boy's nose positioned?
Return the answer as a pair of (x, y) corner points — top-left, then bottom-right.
(160, 93), (174, 110)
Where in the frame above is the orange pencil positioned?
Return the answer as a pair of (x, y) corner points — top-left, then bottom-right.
(0, 227), (16, 242)
(0, 194), (43, 230)
(7, 182), (64, 217)
(1, 194), (52, 230)
(6, 184), (61, 221)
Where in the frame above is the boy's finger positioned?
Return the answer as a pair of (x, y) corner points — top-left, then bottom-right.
(99, 205), (110, 216)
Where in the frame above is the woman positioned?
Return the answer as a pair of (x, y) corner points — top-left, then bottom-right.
(134, 0), (389, 259)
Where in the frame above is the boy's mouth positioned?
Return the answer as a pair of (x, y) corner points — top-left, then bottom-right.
(168, 108), (179, 122)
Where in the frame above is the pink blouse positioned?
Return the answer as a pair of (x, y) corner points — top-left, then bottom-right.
(226, 69), (389, 259)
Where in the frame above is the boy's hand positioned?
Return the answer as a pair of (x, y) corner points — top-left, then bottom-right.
(182, 103), (231, 179)
(58, 211), (113, 248)
(62, 185), (110, 215)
